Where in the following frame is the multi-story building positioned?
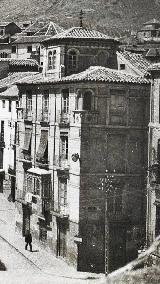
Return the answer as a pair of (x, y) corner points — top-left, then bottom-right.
(11, 21), (64, 66)
(15, 26), (150, 273)
(0, 64), (38, 199)
(0, 22), (22, 59)
(146, 63), (160, 248)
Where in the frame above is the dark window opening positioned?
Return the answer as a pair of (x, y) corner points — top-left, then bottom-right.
(9, 100), (11, 112)
(12, 46), (16, 53)
(68, 50), (78, 71)
(48, 50), (56, 70)
(60, 133), (68, 160)
(83, 91), (92, 111)
(155, 206), (160, 237)
(1, 121), (4, 142)
(27, 45), (32, 53)
(2, 100), (5, 108)
(62, 89), (69, 113)
(120, 64), (125, 70)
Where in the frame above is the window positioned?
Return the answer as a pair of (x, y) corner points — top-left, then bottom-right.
(33, 177), (40, 196)
(0, 29), (4, 36)
(1, 121), (4, 142)
(27, 45), (32, 53)
(36, 130), (48, 163)
(12, 46), (16, 53)
(108, 186), (123, 214)
(42, 91), (49, 121)
(68, 50), (78, 71)
(110, 91), (126, 125)
(26, 90), (32, 119)
(2, 100), (5, 108)
(107, 135), (126, 173)
(83, 91), (92, 111)
(0, 52), (7, 58)
(9, 100), (11, 112)
(120, 64), (125, 70)
(23, 127), (32, 160)
(58, 178), (67, 212)
(60, 132), (68, 159)
(48, 50), (56, 70)
(62, 89), (69, 113)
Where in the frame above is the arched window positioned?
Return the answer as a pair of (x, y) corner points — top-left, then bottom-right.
(48, 50), (56, 70)
(83, 91), (92, 111)
(68, 50), (78, 71)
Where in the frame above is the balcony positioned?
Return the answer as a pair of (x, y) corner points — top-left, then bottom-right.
(54, 155), (69, 169)
(58, 111), (70, 127)
(40, 111), (49, 125)
(36, 157), (49, 169)
(73, 110), (99, 124)
(24, 110), (32, 122)
(51, 202), (69, 219)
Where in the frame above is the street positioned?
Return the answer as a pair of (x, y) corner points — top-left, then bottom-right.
(0, 193), (104, 283)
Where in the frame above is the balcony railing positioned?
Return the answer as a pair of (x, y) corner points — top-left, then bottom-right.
(41, 111), (49, 123)
(24, 110), (32, 121)
(51, 201), (69, 218)
(73, 110), (99, 124)
(57, 111), (71, 126)
(54, 155), (69, 169)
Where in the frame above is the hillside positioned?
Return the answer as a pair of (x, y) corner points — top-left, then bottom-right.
(2, 0), (160, 36)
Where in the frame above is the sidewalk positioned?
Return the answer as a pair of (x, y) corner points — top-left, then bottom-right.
(0, 193), (103, 281)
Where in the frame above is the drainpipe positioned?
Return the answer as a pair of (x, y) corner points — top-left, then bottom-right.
(146, 78), (154, 247)
(34, 90), (38, 168)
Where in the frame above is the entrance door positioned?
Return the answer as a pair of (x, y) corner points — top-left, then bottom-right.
(11, 176), (15, 202)
(22, 204), (30, 236)
(57, 220), (67, 257)
(108, 223), (126, 272)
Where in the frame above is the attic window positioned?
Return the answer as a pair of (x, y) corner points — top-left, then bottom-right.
(120, 64), (125, 70)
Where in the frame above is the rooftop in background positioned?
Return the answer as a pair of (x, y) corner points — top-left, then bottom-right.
(16, 66), (149, 85)
(19, 20), (64, 36)
(0, 72), (39, 90)
(148, 62), (160, 72)
(13, 35), (50, 44)
(0, 58), (39, 68)
(117, 51), (150, 76)
(43, 26), (119, 44)
(143, 18), (160, 26)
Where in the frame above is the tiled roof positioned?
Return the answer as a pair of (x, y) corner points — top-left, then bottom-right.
(148, 63), (160, 71)
(146, 48), (160, 57)
(143, 18), (160, 25)
(34, 22), (64, 36)
(0, 85), (19, 98)
(13, 35), (49, 44)
(0, 72), (39, 89)
(16, 66), (149, 85)
(117, 51), (150, 76)
(43, 27), (118, 43)
(0, 58), (39, 67)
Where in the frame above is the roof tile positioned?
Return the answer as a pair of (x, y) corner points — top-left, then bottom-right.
(17, 66), (149, 85)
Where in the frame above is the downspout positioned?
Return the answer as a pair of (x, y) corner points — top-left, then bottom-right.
(34, 90), (38, 168)
(146, 77), (154, 247)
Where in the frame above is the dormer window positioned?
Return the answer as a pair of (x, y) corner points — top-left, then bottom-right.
(48, 50), (56, 70)
(68, 49), (78, 71)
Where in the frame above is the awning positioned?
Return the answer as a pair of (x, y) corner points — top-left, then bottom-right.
(23, 128), (32, 151)
(36, 130), (48, 160)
